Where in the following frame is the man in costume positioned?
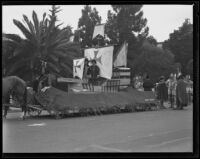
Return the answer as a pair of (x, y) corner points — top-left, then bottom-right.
(87, 59), (100, 85)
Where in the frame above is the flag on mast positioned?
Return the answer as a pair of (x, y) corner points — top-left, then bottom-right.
(114, 42), (128, 67)
(73, 58), (85, 79)
(69, 35), (74, 42)
(92, 24), (105, 39)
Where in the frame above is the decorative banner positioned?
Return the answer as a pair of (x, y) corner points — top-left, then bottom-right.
(114, 42), (128, 67)
(73, 58), (85, 79)
(92, 24), (105, 39)
(84, 46), (114, 79)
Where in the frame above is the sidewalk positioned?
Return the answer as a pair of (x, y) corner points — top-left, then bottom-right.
(163, 102), (193, 109)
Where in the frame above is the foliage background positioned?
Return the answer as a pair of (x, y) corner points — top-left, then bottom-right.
(2, 5), (193, 83)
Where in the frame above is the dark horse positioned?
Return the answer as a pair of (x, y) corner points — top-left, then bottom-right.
(3, 76), (27, 119)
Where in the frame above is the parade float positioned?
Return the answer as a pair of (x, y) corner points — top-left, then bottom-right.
(29, 24), (158, 119)
(3, 24), (158, 119)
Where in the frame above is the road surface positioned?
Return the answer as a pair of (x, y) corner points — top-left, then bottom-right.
(3, 105), (193, 152)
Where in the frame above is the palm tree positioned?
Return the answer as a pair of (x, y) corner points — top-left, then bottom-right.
(3, 6), (81, 81)
(2, 33), (24, 77)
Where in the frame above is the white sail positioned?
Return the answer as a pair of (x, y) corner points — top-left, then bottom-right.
(114, 42), (128, 67)
(92, 24), (105, 39)
(73, 58), (85, 79)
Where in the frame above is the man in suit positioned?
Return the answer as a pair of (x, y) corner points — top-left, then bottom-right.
(143, 75), (154, 91)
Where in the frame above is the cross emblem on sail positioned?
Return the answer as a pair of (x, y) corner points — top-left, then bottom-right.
(93, 49), (102, 64)
(74, 61), (81, 73)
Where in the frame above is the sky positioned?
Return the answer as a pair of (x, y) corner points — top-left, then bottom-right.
(2, 5), (193, 42)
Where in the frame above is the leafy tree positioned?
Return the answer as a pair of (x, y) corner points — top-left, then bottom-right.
(186, 59), (193, 78)
(146, 35), (157, 46)
(106, 10), (119, 44)
(106, 5), (149, 44)
(132, 41), (176, 83)
(163, 19), (193, 75)
(105, 5), (149, 68)
(2, 33), (33, 80)
(3, 5), (81, 81)
(77, 5), (102, 48)
(49, 5), (62, 25)
(2, 33), (22, 76)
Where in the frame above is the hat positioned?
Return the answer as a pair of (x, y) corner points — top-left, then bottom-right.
(160, 76), (165, 80)
(177, 74), (184, 79)
(91, 59), (96, 63)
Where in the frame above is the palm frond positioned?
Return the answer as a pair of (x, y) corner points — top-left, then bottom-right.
(48, 54), (59, 62)
(13, 19), (33, 40)
(3, 34), (22, 42)
(32, 11), (40, 36)
(48, 62), (60, 73)
(23, 14), (35, 36)
(42, 13), (46, 22)
(60, 62), (72, 74)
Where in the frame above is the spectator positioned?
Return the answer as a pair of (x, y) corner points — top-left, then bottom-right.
(143, 75), (154, 91)
(166, 74), (177, 108)
(83, 58), (90, 83)
(185, 75), (193, 105)
(134, 76), (139, 89)
(87, 59), (100, 85)
(176, 75), (188, 110)
(154, 82), (159, 97)
(134, 75), (143, 91)
(157, 76), (168, 109)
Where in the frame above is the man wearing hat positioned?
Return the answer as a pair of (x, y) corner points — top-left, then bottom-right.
(87, 59), (100, 85)
(143, 74), (154, 91)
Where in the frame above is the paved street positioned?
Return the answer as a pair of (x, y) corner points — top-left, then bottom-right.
(3, 105), (193, 152)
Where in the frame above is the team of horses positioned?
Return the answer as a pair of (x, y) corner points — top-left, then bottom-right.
(3, 76), (28, 119)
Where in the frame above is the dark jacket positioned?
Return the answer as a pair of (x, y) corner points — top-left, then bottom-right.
(157, 81), (168, 101)
(143, 79), (154, 91)
(87, 65), (100, 79)
(176, 79), (188, 105)
(32, 79), (39, 92)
